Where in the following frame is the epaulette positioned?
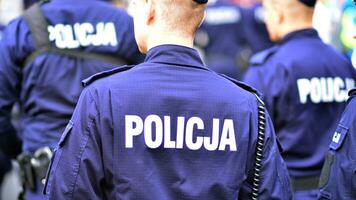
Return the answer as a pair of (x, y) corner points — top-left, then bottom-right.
(219, 73), (263, 100)
(82, 65), (134, 87)
(219, 74), (258, 93)
(249, 46), (279, 66)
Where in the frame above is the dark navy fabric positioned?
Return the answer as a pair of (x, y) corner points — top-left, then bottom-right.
(318, 89), (356, 200)
(242, 4), (274, 54)
(0, 24), (4, 40)
(24, 0), (112, 9)
(299, 0), (317, 7)
(243, 29), (356, 199)
(0, 0), (143, 153)
(24, 0), (41, 9)
(194, 0), (245, 80)
(0, 0), (143, 199)
(0, 23), (13, 186)
(193, 0), (208, 4)
(46, 45), (292, 200)
(0, 151), (11, 183)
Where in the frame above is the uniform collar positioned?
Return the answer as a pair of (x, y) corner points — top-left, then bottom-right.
(144, 44), (206, 69)
(280, 28), (319, 44)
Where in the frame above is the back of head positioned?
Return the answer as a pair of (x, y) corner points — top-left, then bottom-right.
(157, 0), (206, 37)
(130, 0), (207, 53)
(263, 0), (316, 41)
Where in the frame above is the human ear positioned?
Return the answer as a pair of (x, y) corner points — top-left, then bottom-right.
(145, 0), (155, 26)
(275, 4), (284, 25)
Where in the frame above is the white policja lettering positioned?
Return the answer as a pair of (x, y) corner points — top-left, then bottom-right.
(48, 22), (118, 49)
(125, 115), (237, 151)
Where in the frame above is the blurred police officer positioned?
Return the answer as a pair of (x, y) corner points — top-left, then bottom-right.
(241, 2), (274, 77)
(194, 0), (245, 79)
(242, 2), (274, 54)
(318, 88), (356, 199)
(45, 0), (293, 199)
(0, 0), (143, 199)
(243, 0), (356, 199)
(0, 23), (11, 196)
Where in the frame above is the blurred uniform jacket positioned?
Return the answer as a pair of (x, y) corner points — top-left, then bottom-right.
(0, 0), (143, 157)
(318, 88), (356, 199)
(45, 45), (292, 200)
(23, 0), (112, 9)
(195, 0), (245, 79)
(0, 23), (12, 184)
(244, 29), (356, 178)
(242, 4), (274, 54)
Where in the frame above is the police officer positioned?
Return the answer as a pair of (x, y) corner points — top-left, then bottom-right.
(194, 0), (246, 79)
(318, 88), (356, 199)
(242, 2), (274, 54)
(0, 23), (11, 195)
(243, 0), (356, 199)
(45, 0), (292, 199)
(0, 0), (143, 199)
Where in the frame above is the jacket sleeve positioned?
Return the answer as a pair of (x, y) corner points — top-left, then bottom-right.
(243, 63), (290, 128)
(240, 107), (293, 200)
(0, 18), (32, 158)
(318, 97), (356, 199)
(45, 88), (105, 200)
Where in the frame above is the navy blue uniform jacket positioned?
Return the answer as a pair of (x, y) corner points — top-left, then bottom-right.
(45, 45), (292, 200)
(244, 29), (356, 178)
(0, 0), (143, 155)
(318, 88), (356, 199)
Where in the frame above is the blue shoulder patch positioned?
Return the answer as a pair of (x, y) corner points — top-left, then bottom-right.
(249, 46), (279, 66)
(329, 124), (349, 151)
(82, 65), (134, 87)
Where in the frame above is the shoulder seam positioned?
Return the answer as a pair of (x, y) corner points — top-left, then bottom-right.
(82, 65), (134, 87)
(218, 73), (260, 95)
(249, 46), (279, 66)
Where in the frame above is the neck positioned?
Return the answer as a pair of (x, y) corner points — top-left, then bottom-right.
(147, 29), (194, 51)
(279, 20), (313, 40)
(279, 7), (314, 40)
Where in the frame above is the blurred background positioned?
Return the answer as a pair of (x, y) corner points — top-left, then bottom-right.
(0, 0), (355, 199)
(0, 0), (353, 67)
